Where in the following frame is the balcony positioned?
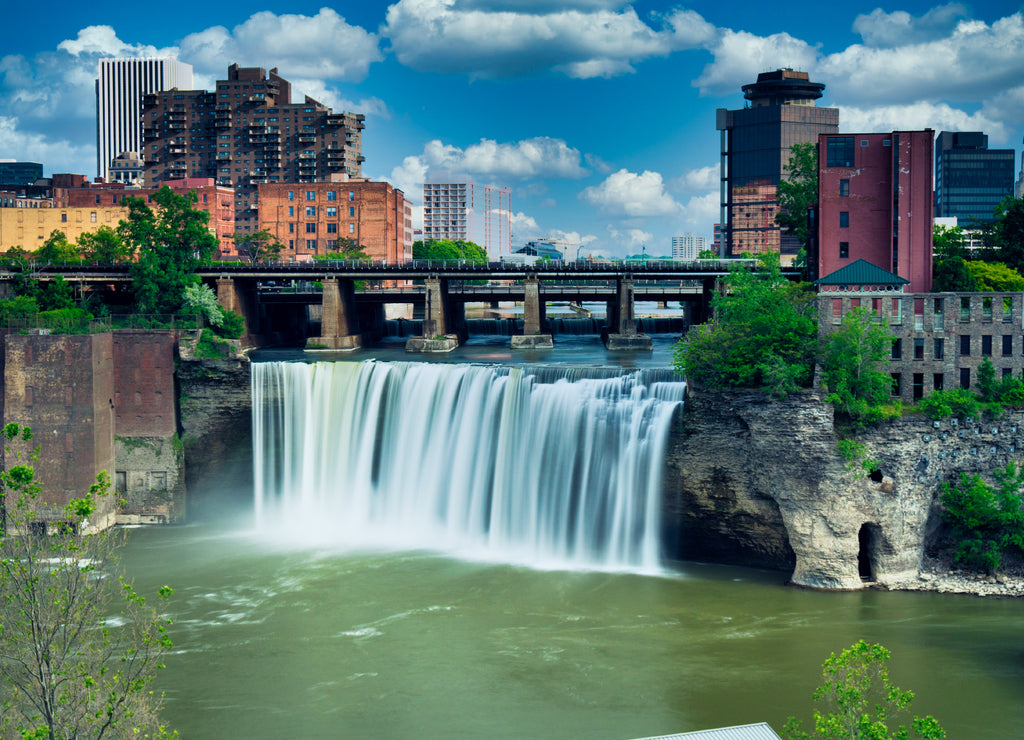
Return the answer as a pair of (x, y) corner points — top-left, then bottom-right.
(216, 152), (232, 161)
(325, 114), (346, 127)
(297, 151), (316, 160)
(297, 133), (316, 144)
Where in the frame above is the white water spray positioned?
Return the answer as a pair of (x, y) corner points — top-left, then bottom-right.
(252, 361), (684, 572)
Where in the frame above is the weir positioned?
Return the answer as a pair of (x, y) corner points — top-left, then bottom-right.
(251, 360), (684, 572)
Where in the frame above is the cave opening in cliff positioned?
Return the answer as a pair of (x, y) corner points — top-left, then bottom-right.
(858, 523), (881, 581)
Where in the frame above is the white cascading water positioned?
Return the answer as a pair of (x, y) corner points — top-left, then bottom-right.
(252, 361), (684, 573)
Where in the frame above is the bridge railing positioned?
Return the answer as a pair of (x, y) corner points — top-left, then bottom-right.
(5, 314), (202, 335)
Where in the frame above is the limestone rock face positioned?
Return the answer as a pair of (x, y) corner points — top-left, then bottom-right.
(664, 385), (1024, 590)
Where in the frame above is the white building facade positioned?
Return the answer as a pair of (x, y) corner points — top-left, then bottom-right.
(421, 174), (511, 257)
(672, 233), (706, 261)
(96, 58), (192, 181)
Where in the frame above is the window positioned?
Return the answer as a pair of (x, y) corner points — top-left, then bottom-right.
(305, 206), (316, 217)
(826, 137), (855, 167)
(288, 223), (294, 233)
(349, 191), (355, 201)
(891, 373), (901, 396)
(839, 179), (849, 197)
(839, 242), (849, 259)
(327, 223), (337, 234)
(839, 212), (849, 228)
(288, 206), (294, 217)
(1003, 368), (1013, 379)
(90, 212), (97, 222)
(349, 206), (356, 217)
(933, 373), (944, 392)
(860, 139), (869, 147)
(305, 223), (316, 233)
(326, 191), (337, 201)
(306, 191), (315, 201)
(326, 206), (337, 218)
(1003, 335), (1013, 356)
(287, 191), (294, 201)
(891, 339), (902, 360)
(306, 239), (316, 250)
(61, 213), (67, 223)
(349, 223), (355, 234)
(914, 338), (924, 360)
(982, 335), (992, 356)
(960, 335), (971, 356)
(960, 368), (971, 389)
(934, 338), (944, 360)
(913, 373), (924, 401)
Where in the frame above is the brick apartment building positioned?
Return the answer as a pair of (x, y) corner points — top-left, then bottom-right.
(141, 64), (365, 235)
(258, 178), (412, 262)
(816, 130), (934, 293)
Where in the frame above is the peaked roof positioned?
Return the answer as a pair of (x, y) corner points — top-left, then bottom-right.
(814, 259), (909, 286)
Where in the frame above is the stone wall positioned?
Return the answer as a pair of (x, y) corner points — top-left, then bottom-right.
(666, 384), (1024, 589)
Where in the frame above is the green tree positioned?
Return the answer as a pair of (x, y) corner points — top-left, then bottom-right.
(775, 142), (819, 253)
(35, 276), (76, 312)
(413, 239), (487, 261)
(330, 237), (370, 259)
(940, 462), (1024, 573)
(783, 640), (945, 740)
(990, 196), (1024, 272)
(182, 283), (224, 328)
(235, 230), (284, 264)
(673, 253), (818, 397)
(119, 187), (218, 314)
(821, 308), (898, 425)
(932, 256), (977, 292)
(34, 231), (81, 265)
(0, 424), (175, 739)
(965, 260), (1024, 292)
(932, 225), (969, 261)
(78, 226), (132, 264)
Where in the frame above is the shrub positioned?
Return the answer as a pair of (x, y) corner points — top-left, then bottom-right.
(211, 309), (244, 340)
(195, 328), (231, 358)
(940, 462), (1024, 573)
(918, 389), (979, 420)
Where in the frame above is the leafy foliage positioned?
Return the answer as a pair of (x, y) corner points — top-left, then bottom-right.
(821, 308), (899, 426)
(34, 230), (82, 265)
(775, 142), (818, 254)
(330, 237), (370, 259)
(965, 261), (1024, 292)
(182, 283), (223, 328)
(916, 389), (980, 420)
(989, 196), (1024, 272)
(0, 424), (176, 739)
(78, 226), (132, 264)
(940, 462), (1024, 573)
(412, 239), (487, 261)
(211, 310), (244, 340)
(673, 254), (818, 398)
(119, 187), (218, 314)
(931, 256), (977, 292)
(783, 640), (945, 740)
(235, 230), (284, 264)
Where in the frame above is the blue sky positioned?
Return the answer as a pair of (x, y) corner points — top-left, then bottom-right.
(2, 1), (1023, 257)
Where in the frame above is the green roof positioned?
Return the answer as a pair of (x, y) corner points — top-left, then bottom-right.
(814, 259), (909, 287)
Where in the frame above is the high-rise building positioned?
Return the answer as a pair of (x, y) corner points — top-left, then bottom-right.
(96, 58), (193, 182)
(0, 160), (43, 186)
(816, 131), (934, 293)
(671, 233), (705, 261)
(934, 131), (1014, 223)
(716, 69), (838, 258)
(141, 64), (365, 233)
(421, 174), (511, 256)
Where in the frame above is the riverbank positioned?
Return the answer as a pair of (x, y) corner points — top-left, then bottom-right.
(882, 553), (1024, 597)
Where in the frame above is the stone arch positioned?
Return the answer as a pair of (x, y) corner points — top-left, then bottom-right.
(858, 522), (883, 581)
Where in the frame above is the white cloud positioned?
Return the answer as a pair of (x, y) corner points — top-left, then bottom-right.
(853, 4), (970, 47)
(510, 211), (542, 240)
(581, 169), (679, 217)
(607, 226), (653, 251)
(840, 102), (1006, 140)
(677, 192), (719, 231)
(0, 116), (94, 176)
(672, 165), (718, 195)
(382, 0), (714, 79)
(694, 30), (819, 96)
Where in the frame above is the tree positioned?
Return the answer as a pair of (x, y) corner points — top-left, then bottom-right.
(412, 239), (487, 261)
(932, 256), (977, 292)
(775, 142), (819, 253)
(34, 231), (81, 265)
(0, 424), (175, 739)
(235, 230), (283, 264)
(330, 237), (369, 260)
(932, 225), (969, 262)
(783, 640), (945, 740)
(673, 253), (818, 397)
(940, 462), (1024, 573)
(965, 261), (1024, 292)
(182, 283), (224, 328)
(820, 308), (898, 425)
(990, 196), (1024, 272)
(78, 227), (132, 264)
(119, 187), (218, 314)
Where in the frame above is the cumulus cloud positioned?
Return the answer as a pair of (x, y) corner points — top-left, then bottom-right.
(382, 0), (714, 79)
(607, 226), (653, 251)
(677, 192), (719, 231)
(694, 29), (819, 96)
(853, 3), (970, 47)
(672, 165), (718, 195)
(581, 169), (679, 218)
(841, 102), (1007, 140)
(510, 211), (542, 240)
(0, 116), (94, 176)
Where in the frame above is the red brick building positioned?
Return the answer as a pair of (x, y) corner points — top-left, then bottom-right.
(816, 130), (934, 293)
(257, 177), (411, 262)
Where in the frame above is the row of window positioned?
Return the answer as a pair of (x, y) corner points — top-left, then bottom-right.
(285, 206), (356, 217)
(286, 222), (356, 234)
(892, 366), (1019, 400)
(286, 190), (354, 202)
(892, 335), (1023, 360)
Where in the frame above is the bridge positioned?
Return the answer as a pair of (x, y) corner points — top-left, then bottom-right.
(1, 259), (790, 351)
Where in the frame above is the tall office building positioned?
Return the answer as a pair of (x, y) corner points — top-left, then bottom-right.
(141, 64), (365, 232)
(716, 69), (838, 258)
(671, 233), (705, 261)
(96, 58), (192, 181)
(934, 131), (1015, 223)
(421, 174), (511, 256)
(817, 130), (934, 293)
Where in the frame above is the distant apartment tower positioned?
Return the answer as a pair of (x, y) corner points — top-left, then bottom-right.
(141, 64), (365, 233)
(716, 69), (838, 258)
(816, 131), (934, 293)
(672, 233), (705, 260)
(934, 131), (1014, 223)
(96, 58), (193, 182)
(422, 175), (511, 257)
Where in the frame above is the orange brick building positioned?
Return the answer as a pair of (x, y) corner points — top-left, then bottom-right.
(257, 177), (411, 262)
(55, 177), (236, 258)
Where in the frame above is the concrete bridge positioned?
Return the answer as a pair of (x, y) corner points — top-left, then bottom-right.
(1, 259), (788, 351)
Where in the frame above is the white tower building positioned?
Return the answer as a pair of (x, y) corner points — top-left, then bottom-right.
(422, 173), (511, 257)
(96, 58), (192, 181)
(672, 233), (706, 261)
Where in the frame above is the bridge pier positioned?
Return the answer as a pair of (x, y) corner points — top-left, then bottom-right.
(512, 276), (553, 349)
(215, 277), (261, 346)
(313, 278), (363, 350)
(602, 277), (652, 351)
(406, 276), (459, 352)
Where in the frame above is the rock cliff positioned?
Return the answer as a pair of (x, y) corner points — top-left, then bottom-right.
(665, 384), (1024, 590)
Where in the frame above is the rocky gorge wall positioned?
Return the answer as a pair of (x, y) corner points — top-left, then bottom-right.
(665, 384), (1024, 590)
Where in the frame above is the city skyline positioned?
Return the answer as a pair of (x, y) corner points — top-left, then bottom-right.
(2, 1), (1023, 258)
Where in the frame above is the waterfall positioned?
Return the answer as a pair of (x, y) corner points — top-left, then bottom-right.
(251, 361), (684, 573)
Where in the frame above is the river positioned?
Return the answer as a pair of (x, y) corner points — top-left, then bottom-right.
(122, 331), (1024, 738)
